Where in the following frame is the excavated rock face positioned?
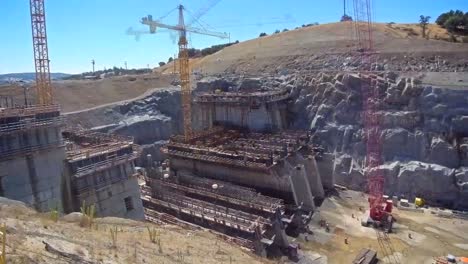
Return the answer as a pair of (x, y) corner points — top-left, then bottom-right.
(290, 72), (468, 209)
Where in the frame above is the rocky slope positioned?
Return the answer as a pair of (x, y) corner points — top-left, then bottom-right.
(65, 88), (182, 165)
(289, 72), (468, 209)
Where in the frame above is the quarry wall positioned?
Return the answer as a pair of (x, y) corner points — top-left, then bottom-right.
(290, 72), (468, 209)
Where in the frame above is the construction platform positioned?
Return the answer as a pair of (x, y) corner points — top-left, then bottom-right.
(161, 127), (329, 205)
(142, 168), (309, 256)
(62, 129), (144, 219)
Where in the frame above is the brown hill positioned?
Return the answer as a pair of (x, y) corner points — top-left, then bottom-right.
(156, 22), (467, 76)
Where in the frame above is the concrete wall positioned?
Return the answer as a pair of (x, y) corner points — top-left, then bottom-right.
(77, 176), (144, 220)
(315, 153), (335, 190)
(170, 153), (326, 205)
(0, 126), (65, 212)
(73, 163), (144, 220)
(170, 156), (291, 193)
(193, 102), (288, 132)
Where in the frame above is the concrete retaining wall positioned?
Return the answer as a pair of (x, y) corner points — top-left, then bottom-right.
(193, 102), (288, 132)
(0, 126), (65, 212)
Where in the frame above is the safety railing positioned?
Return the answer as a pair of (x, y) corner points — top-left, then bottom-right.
(0, 104), (60, 118)
(73, 152), (139, 178)
(0, 140), (64, 161)
(194, 89), (290, 104)
(0, 116), (64, 135)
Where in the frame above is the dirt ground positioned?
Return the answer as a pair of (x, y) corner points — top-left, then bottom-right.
(0, 198), (266, 264)
(1, 191), (467, 263)
(0, 73), (174, 113)
(297, 190), (468, 264)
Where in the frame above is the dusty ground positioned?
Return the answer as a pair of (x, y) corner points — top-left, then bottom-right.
(0, 198), (266, 264)
(296, 190), (468, 264)
(0, 73), (174, 113)
(1, 191), (467, 264)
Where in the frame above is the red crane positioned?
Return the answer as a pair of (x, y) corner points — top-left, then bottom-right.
(353, 0), (400, 263)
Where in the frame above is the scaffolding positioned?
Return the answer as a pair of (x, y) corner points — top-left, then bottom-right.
(0, 104), (62, 136)
(163, 129), (311, 171)
(194, 88), (290, 105)
(149, 173), (284, 214)
(64, 130), (140, 196)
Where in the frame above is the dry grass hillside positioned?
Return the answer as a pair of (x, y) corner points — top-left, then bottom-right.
(0, 198), (265, 264)
(0, 73), (174, 113)
(2, 22), (466, 112)
(156, 22), (468, 75)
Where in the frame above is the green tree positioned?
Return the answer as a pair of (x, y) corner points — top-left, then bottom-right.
(259, 32), (267, 37)
(168, 57), (173, 63)
(444, 15), (467, 34)
(158, 62), (166, 67)
(419, 15), (431, 38)
(274, 29), (280, 34)
(282, 28), (289, 32)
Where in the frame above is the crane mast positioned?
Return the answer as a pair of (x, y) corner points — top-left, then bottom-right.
(353, 0), (400, 263)
(177, 5), (193, 140)
(30, 0), (53, 105)
(140, 4), (228, 141)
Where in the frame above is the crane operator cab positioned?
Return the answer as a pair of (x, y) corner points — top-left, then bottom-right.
(361, 198), (395, 233)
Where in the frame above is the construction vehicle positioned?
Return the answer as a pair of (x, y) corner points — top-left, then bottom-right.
(137, 4), (228, 141)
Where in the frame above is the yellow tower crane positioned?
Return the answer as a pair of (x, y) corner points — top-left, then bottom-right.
(139, 4), (229, 141)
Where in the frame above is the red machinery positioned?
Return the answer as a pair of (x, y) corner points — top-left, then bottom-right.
(352, 0), (395, 232)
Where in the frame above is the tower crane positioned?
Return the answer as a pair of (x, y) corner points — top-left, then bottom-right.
(29, 0), (53, 105)
(138, 4), (229, 141)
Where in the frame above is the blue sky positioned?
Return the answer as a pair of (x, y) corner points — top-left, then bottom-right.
(1, 0), (466, 74)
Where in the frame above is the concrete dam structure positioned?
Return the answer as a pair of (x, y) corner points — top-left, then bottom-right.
(142, 88), (334, 255)
(193, 88), (290, 132)
(62, 130), (144, 219)
(0, 104), (65, 211)
(0, 104), (144, 220)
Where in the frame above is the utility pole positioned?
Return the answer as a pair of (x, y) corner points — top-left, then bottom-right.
(344, 0), (346, 17)
(91, 59), (95, 73)
(125, 61), (128, 70)
(23, 84), (28, 106)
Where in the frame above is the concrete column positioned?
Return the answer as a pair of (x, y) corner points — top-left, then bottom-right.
(304, 155), (325, 199)
(316, 153), (335, 190)
(289, 165), (315, 211)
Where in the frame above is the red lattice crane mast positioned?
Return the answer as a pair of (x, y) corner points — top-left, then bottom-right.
(353, 0), (400, 263)
(30, 0), (53, 105)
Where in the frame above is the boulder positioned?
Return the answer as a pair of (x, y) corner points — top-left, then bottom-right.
(427, 137), (459, 168)
(451, 116), (468, 133)
(342, 74), (362, 91)
(396, 162), (457, 206)
(239, 78), (262, 90)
